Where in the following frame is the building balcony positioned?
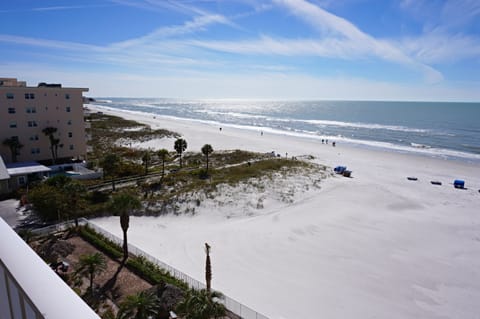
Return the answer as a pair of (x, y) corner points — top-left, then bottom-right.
(0, 218), (99, 319)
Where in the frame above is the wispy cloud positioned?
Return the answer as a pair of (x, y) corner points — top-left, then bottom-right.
(271, 0), (443, 83)
(109, 0), (210, 16)
(400, 31), (480, 64)
(441, 0), (480, 29)
(111, 14), (231, 49)
(0, 4), (113, 13)
(401, 0), (480, 30)
(398, 0), (480, 67)
(0, 34), (102, 52)
(32, 4), (113, 12)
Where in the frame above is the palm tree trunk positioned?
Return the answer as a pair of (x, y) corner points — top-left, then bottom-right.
(50, 145), (55, 165)
(206, 154), (209, 172)
(90, 272), (94, 296)
(122, 229), (128, 262)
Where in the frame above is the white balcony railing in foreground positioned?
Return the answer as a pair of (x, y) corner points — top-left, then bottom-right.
(0, 218), (99, 319)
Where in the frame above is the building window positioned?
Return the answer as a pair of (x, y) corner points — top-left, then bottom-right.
(26, 107), (37, 113)
(24, 93), (35, 99)
(30, 135), (39, 141)
(66, 106), (71, 112)
(11, 136), (19, 141)
(8, 107), (16, 114)
(68, 132), (73, 138)
(28, 121), (38, 127)
(18, 176), (26, 185)
(65, 94), (70, 99)
(67, 120), (72, 125)
(6, 93), (14, 99)
(9, 121), (17, 128)
(30, 148), (40, 154)
(69, 144), (74, 150)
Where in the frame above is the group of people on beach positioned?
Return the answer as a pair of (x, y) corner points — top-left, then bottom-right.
(322, 139), (336, 147)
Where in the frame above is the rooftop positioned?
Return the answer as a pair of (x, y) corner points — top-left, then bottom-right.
(6, 162), (52, 176)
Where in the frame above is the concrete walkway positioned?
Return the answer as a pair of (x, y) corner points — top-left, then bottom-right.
(0, 199), (22, 227)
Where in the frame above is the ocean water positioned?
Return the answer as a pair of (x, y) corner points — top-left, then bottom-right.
(92, 99), (480, 162)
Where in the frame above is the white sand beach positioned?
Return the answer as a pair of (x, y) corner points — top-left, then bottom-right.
(90, 104), (480, 319)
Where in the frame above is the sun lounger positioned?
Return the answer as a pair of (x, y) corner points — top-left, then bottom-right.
(407, 177), (418, 181)
(430, 181), (442, 185)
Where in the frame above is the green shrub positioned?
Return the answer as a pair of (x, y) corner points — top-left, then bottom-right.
(126, 255), (188, 291)
(78, 226), (188, 291)
(78, 226), (122, 259)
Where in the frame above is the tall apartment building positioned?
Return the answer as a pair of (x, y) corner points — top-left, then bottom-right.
(0, 77), (89, 165)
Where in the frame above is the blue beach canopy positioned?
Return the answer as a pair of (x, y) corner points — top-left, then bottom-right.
(454, 180), (465, 188)
(334, 166), (347, 173)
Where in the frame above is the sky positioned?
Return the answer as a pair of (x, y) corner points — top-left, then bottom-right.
(0, 0), (479, 101)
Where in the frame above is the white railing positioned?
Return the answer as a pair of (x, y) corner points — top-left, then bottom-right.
(31, 218), (269, 319)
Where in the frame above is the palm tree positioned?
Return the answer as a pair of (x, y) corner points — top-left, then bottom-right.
(2, 137), (23, 162)
(101, 153), (121, 191)
(109, 192), (141, 262)
(117, 291), (160, 319)
(205, 243), (212, 293)
(75, 253), (107, 296)
(174, 138), (187, 168)
(176, 289), (226, 319)
(63, 181), (87, 227)
(157, 148), (169, 178)
(201, 144), (213, 174)
(42, 127), (61, 164)
(141, 151), (151, 175)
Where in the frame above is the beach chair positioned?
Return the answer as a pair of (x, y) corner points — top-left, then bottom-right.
(343, 170), (352, 177)
(407, 177), (418, 181)
(430, 181), (442, 185)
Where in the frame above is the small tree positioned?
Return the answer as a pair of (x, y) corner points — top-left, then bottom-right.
(101, 153), (121, 191)
(174, 138), (187, 168)
(157, 148), (169, 178)
(63, 181), (87, 226)
(29, 175), (86, 222)
(176, 289), (226, 319)
(117, 291), (160, 319)
(109, 192), (141, 262)
(75, 253), (107, 297)
(141, 151), (151, 175)
(201, 144), (213, 174)
(3, 137), (23, 162)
